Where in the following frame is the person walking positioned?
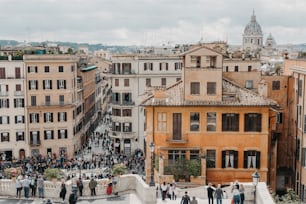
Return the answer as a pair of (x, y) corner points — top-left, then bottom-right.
(59, 182), (67, 201)
(77, 177), (84, 197)
(191, 196), (198, 204)
(89, 177), (97, 196)
(214, 184), (223, 204)
(239, 184), (245, 204)
(181, 191), (191, 204)
(69, 190), (77, 204)
(16, 178), (22, 198)
(37, 175), (44, 198)
(207, 183), (215, 204)
(160, 182), (167, 200)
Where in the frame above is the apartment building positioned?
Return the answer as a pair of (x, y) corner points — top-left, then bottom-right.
(110, 52), (183, 155)
(0, 55), (27, 160)
(24, 55), (81, 159)
(142, 45), (278, 185)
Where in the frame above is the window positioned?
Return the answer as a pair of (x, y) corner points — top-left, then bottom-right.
(14, 98), (24, 108)
(161, 78), (166, 86)
(112, 63), (121, 74)
(124, 79), (129, 87)
(122, 63), (131, 74)
(112, 108), (121, 116)
(277, 112), (283, 124)
(44, 66), (50, 72)
(16, 132), (24, 141)
(0, 68), (6, 79)
(123, 122), (132, 132)
(112, 93), (120, 104)
(207, 82), (216, 95)
(222, 150), (238, 168)
(144, 63), (153, 71)
(297, 138), (301, 160)
(30, 131), (40, 145)
(58, 66), (64, 72)
(206, 150), (216, 168)
(57, 80), (66, 89)
(0, 116), (9, 124)
(1, 132), (9, 142)
(115, 79), (119, 87)
(15, 67), (21, 79)
(190, 150), (200, 160)
(191, 56), (201, 68)
(173, 113), (182, 140)
(27, 66), (37, 73)
(245, 80), (253, 89)
(58, 129), (67, 139)
(248, 65), (252, 72)
(244, 150), (260, 168)
(122, 93), (132, 104)
(168, 150), (186, 165)
(175, 62), (182, 70)
(44, 130), (54, 140)
(299, 80), (303, 96)
(222, 113), (239, 131)
(190, 82), (200, 95)
(43, 80), (52, 89)
(59, 95), (64, 105)
(225, 66), (229, 72)
(15, 115), (24, 124)
(190, 112), (200, 131)
(44, 112), (53, 122)
(146, 78), (151, 87)
(30, 113), (39, 123)
(234, 65), (239, 72)
(244, 113), (262, 132)
(157, 112), (167, 131)
(44, 95), (50, 106)
(0, 99), (9, 108)
(207, 112), (216, 132)
(112, 122), (121, 132)
(31, 96), (36, 106)
(29, 80), (38, 90)
(16, 84), (21, 92)
(122, 109), (132, 117)
(58, 112), (67, 122)
(272, 81), (280, 90)
(159, 63), (168, 71)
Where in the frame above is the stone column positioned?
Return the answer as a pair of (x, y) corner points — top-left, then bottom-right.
(159, 155), (164, 176)
(201, 158), (206, 177)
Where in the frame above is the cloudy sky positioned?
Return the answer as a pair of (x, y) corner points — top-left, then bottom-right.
(0, 0), (305, 46)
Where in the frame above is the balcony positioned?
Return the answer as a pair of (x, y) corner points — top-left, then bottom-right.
(165, 133), (188, 144)
(110, 131), (136, 139)
(122, 101), (135, 106)
(30, 140), (41, 146)
(40, 102), (71, 106)
(14, 91), (24, 96)
(0, 92), (8, 97)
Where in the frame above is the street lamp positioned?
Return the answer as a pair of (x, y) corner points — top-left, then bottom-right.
(149, 142), (155, 187)
(252, 171), (260, 204)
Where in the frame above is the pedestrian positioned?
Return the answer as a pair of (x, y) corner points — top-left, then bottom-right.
(214, 184), (223, 204)
(59, 182), (67, 201)
(232, 185), (241, 204)
(191, 196), (198, 204)
(77, 177), (84, 197)
(181, 191), (191, 204)
(37, 175), (44, 198)
(207, 183), (215, 204)
(69, 190), (77, 204)
(168, 183), (174, 200)
(160, 181), (167, 200)
(239, 184), (245, 204)
(16, 178), (22, 198)
(23, 176), (30, 199)
(30, 176), (37, 197)
(89, 177), (97, 196)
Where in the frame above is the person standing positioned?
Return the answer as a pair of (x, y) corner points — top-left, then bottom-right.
(214, 184), (223, 204)
(37, 175), (44, 198)
(232, 185), (241, 204)
(181, 191), (191, 204)
(239, 184), (245, 204)
(69, 190), (77, 204)
(16, 178), (22, 198)
(160, 182), (167, 200)
(207, 183), (215, 204)
(30, 176), (37, 197)
(23, 176), (30, 199)
(59, 182), (67, 201)
(89, 177), (97, 196)
(77, 177), (84, 197)
(191, 196), (198, 204)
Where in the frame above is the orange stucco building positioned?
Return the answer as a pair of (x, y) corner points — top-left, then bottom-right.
(142, 45), (278, 186)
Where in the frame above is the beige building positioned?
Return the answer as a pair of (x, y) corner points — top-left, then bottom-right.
(24, 55), (81, 158)
(0, 56), (28, 160)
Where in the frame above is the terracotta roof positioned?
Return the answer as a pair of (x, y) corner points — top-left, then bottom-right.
(141, 78), (278, 107)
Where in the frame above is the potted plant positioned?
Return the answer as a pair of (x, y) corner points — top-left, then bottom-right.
(45, 168), (61, 182)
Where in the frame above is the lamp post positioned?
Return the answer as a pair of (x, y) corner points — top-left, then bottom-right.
(149, 142), (155, 187)
(252, 171), (260, 204)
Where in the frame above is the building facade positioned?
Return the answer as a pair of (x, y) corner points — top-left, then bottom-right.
(142, 46), (278, 185)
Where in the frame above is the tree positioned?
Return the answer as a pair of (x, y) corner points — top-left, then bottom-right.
(273, 188), (300, 203)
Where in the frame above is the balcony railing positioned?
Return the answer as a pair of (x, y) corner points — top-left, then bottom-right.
(14, 91), (24, 96)
(0, 92), (8, 97)
(30, 140), (41, 146)
(165, 133), (188, 143)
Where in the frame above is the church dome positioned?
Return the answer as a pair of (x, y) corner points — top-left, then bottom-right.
(244, 12), (262, 35)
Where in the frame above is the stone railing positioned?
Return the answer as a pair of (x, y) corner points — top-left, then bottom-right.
(0, 174), (156, 204)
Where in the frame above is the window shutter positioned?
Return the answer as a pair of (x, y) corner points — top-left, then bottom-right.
(7, 116), (9, 124)
(44, 113), (46, 122)
(37, 114), (39, 123)
(44, 131), (47, 139)
(6, 99), (9, 108)
(234, 151), (238, 168)
(50, 80), (52, 89)
(16, 132), (18, 141)
(222, 151), (225, 168)
(28, 66), (30, 73)
(29, 114), (32, 123)
(57, 80), (59, 89)
(22, 116), (25, 123)
(166, 63), (168, 70)
(28, 81), (31, 90)
(51, 130), (54, 139)
(256, 151), (261, 169)
(14, 99), (17, 108)
(35, 80), (38, 89)
(58, 130), (60, 139)
(35, 66), (38, 72)
(64, 80), (66, 89)
(51, 113), (53, 122)
(15, 116), (17, 123)
(159, 63), (162, 71)
(244, 151), (248, 168)
(0, 117), (2, 124)
(64, 112), (67, 121)
(65, 130), (68, 138)
(257, 114), (262, 132)
(58, 112), (60, 121)
(43, 80), (45, 89)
